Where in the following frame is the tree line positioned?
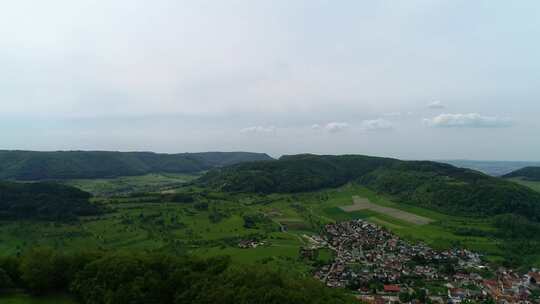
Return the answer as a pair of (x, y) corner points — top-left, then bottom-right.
(0, 181), (101, 220)
(0, 248), (355, 304)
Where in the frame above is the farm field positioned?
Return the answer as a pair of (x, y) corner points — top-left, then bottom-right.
(63, 173), (199, 196)
(340, 196), (434, 225)
(0, 179), (523, 274)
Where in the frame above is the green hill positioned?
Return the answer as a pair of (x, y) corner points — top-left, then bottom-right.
(199, 154), (540, 221)
(0, 151), (272, 181)
(503, 166), (540, 181)
(0, 181), (100, 220)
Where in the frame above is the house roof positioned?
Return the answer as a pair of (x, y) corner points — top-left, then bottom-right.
(383, 284), (400, 292)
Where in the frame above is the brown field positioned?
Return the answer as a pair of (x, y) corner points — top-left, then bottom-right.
(340, 196), (434, 225)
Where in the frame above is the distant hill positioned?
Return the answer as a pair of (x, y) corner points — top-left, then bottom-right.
(441, 160), (540, 176)
(200, 154), (540, 221)
(503, 167), (540, 181)
(0, 181), (100, 220)
(0, 150), (273, 181)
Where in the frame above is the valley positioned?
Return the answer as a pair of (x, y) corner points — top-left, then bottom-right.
(0, 178), (524, 269)
(2, 154), (540, 303)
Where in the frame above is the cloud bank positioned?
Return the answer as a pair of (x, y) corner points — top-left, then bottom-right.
(423, 113), (513, 128)
(360, 119), (395, 131)
(427, 101), (445, 109)
(240, 126), (276, 134)
(312, 122), (349, 133)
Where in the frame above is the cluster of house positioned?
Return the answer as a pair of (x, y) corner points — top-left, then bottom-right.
(309, 219), (540, 303)
(237, 239), (265, 249)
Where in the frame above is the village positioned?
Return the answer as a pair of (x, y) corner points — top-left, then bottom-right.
(307, 219), (540, 304)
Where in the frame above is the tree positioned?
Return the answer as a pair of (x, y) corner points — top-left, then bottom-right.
(0, 268), (13, 289)
(19, 248), (68, 294)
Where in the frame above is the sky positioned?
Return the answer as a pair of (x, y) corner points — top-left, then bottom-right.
(1, 0), (539, 160)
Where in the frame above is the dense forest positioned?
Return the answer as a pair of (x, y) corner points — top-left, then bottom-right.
(503, 166), (540, 181)
(0, 182), (100, 220)
(0, 249), (355, 304)
(199, 154), (540, 221)
(199, 154), (397, 193)
(359, 162), (540, 220)
(0, 150), (272, 180)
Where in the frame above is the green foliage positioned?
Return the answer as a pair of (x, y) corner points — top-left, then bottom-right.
(361, 162), (540, 220)
(208, 207), (227, 223)
(168, 193), (195, 203)
(493, 214), (540, 239)
(0, 268), (14, 289)
(0, 181), (100, 220)
(188, 267), (355, 304)
(508, 178), (540, 193)
(65, 174), (198, 197)
(11, 250), (356, 304)
(19, 248), (68, 295)
(243, 213), (271, 229)
(194, 202), (209, 211)
(0, 151), (272, 181)
(199, 154), (396, 193)
(504, 166), (540, 181)
(200, 154), (540, 221)
(19, 248), (101, 295)
(493, 214), (540, 266)
(0, 293), (77, 304)
(0, 257), (22, 286)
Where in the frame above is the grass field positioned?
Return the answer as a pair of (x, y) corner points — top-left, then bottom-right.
(0, 178), (526, 272)
(508, 177), (540, 193)
(63, 173), (199, 196)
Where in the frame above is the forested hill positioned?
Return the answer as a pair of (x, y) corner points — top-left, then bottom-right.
(199, 154), (540, 221)
(0, 181), (100, 220)
(503, 167), (540, 181)
(0, 150), (272, 180)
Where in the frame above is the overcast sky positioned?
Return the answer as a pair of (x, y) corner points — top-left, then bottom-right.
(1, 0), (539, 160)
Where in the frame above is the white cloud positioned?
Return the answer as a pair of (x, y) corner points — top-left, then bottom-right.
(383, 112), (401, 117)
(360, 119), (395, 131)
(240, 126), (276, 133)
(312, 122), (349, 133)
(423, 113), (513, 128)
(427, 100), (445, 109)
(326, 122), (349, 133)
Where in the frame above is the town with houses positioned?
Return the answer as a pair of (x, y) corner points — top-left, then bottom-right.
(304, 219), (540, 304)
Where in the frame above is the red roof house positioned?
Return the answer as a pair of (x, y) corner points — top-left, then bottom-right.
(383, 285), (401, 293)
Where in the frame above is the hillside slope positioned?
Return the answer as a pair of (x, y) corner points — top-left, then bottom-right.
(0, 181), (100, 220)
(442, 160), (540, 176)
(503, 167), (540, 181)
(0, 150), (272, 180)
(199, 154), (540, 220)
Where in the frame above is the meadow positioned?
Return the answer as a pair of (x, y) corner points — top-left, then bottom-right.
(508, 177), (540, 193)
(0, 176), (527, 283)
(63, 173), (199, 196)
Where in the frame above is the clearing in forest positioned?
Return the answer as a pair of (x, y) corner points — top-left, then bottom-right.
(340, 196), (434, 225)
